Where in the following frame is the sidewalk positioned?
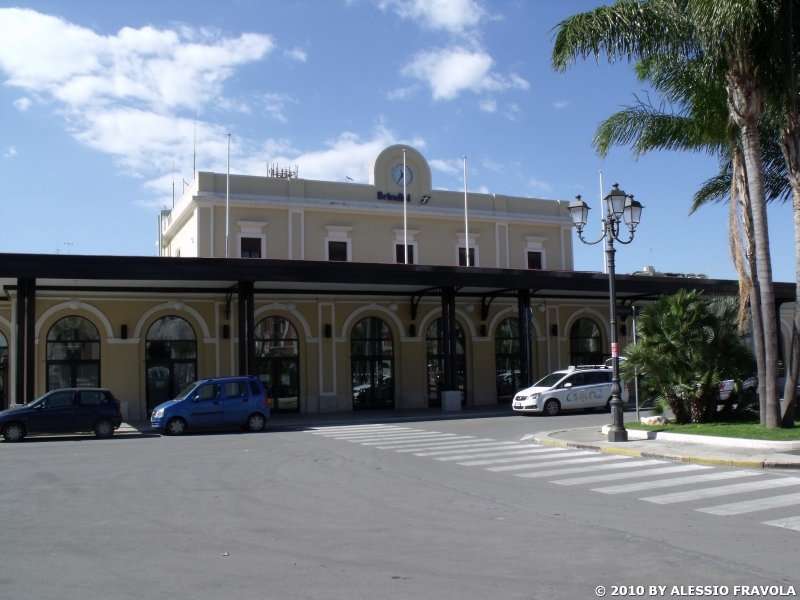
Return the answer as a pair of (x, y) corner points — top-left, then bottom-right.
(530, 425), (800, 470)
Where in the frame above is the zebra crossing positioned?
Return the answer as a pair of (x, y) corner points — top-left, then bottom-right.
(306, 423), (800, 532)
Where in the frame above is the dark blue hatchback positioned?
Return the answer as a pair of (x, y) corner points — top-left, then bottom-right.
(0, 388), (122, 442)
(150, 376), (270, 435)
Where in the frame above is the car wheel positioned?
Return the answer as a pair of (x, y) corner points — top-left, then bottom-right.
(2, 423), (25, 442)
(166, 417), (187, 436)
(247, 413), (266, 432)
(94, 419), (115, 438)
(544, 399), (560, 416)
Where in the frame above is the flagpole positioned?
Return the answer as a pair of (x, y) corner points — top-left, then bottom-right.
(463, 155), (469, 266)
(226, 133), (230, 258)
(403, 148), (408, 264)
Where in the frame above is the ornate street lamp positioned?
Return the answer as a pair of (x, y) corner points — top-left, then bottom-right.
(568, 184), (643, 442)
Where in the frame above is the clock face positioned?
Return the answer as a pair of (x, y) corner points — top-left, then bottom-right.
(391, 164), (413, 186)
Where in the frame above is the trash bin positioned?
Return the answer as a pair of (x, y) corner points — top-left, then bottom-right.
(441, 390), (461, 412)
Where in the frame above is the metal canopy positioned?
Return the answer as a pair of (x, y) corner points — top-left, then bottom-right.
(0, 252), (792, 302)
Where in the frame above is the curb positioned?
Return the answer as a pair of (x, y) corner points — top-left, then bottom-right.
(530, 430), (799, 470)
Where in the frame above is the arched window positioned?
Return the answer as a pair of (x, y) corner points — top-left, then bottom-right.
(570, 318), (603, 366)
(351, 317), (394, 409)
(0, 331), (7, 409)
(494, 318), (521, 403)
(46, 316), (101, 391)
(145, 316), (197, 414)
(426, 318), (466, 407)
(254, 316), (300, 413)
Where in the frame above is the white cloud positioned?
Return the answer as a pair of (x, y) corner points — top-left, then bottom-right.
(4, 146), (17, 158)
(377, 0), (485, 33)
(479, 98), (496, 112)
(0, 8), (274, 112)
(481, 156), (503, 173)
(402, 47), (528, 100)
(429, 158), (461, 174)
(475, 185), (489, 194)
(13, 97), (31, 111)
(529, 177), (552, 192)
(553, 101), (569, 109)
(262, 92), (292, 122)
(503, 103), (522, 120)
(386, 84), (419, 100)
(284, 47), (307, 62)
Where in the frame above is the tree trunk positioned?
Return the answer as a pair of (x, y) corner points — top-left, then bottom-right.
(731, 140), (768, 423)
(728, 64), (781, 428)
(780, 116), (800, 427)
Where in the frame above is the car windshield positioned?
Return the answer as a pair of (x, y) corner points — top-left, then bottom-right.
(532, 373), (567, 388)
(175, 382), (198, 400)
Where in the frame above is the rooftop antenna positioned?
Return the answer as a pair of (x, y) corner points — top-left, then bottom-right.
(63, 242), (73, 255)
(346, 176), (354, 182)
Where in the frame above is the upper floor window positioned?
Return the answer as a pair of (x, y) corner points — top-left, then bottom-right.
(455, 232), (480, 266)
(325, 225), (353, 261)
(241, 237), (262, 258)
(395, 244), (415, 264)
(458, 247), (475, 267)
(392, 229), (418, 264)
(328, 241), (348, 262)
(524, 236), (546, 270)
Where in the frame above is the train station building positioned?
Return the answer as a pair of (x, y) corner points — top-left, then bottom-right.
(0, 145), (793, 419)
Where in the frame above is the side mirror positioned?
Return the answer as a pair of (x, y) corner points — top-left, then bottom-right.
(563, 382), (572, 388)
(34, 404), (43, 410)
(192, 395), (201, 403)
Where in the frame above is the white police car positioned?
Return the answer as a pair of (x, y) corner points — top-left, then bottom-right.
(512, 365), (628, 416)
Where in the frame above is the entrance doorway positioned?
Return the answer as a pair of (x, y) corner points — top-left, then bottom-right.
(351, 317), (394, 409)
(254, 316), (300, 413)
(426, 317), (466, 407)
(145, 316), (197, 414)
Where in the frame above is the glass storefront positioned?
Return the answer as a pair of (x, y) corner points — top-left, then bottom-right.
(494, 318), (521, 403)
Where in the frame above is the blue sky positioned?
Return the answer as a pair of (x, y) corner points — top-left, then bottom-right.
(0, 0), (795, 282)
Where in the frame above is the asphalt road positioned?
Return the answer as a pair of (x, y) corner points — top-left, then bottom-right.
(1, 411), (798, 600)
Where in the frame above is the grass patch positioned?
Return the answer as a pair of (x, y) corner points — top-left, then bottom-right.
(625, 421), (800, 441)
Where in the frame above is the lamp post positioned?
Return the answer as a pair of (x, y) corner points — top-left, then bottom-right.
(568, 184), (643, 442)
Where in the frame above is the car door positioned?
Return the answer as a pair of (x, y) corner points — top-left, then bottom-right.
(560, 373), (587, 408)
(583, 372), (612, 407)
(76, 390), (112, 431)
(186, 383), (222, 429)
(27, 390), (77, 433)
(223, 381), (250, 426)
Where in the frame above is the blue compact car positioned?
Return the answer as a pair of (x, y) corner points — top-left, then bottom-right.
(150, 377), (270, 436)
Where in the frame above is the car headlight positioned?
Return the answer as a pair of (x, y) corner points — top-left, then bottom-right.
(153, 408), (164, 418)
(529, 393), (540, 401)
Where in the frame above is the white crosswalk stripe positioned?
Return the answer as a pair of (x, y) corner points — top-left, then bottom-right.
(436, 447), (560, 462)
(514, 456), (642, 478)
(359, 434), (461, 445)
(413, 443), (520, 457)
(344, 432), (456, 443)
(762, 516), (800, 531)
(394, 439), (500, 452)
(458, 448), (566, 466)
(376, 436), (480, 449)
(485, 452), (600, 472)
(311, 425), (404, 434)
(507, 458), (662, 478)
(698, 492), (800, 516)
(552, 463), (706, 485)
(592, 470), (762, 494)
(329, 430), (434, 440)
(642, 477), (800, 505)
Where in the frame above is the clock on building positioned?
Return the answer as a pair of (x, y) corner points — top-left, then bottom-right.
(391, 164), (413, 186)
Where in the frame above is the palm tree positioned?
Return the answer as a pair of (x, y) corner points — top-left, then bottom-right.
(621, 290), (756, 424)
(552, 0), (784, 427)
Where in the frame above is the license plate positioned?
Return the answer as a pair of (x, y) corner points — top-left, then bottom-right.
(514, 403), (522, 408)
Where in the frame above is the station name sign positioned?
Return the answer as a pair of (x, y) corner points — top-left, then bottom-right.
(377, 192), (410, 202)
(377, 192), (431, 204)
